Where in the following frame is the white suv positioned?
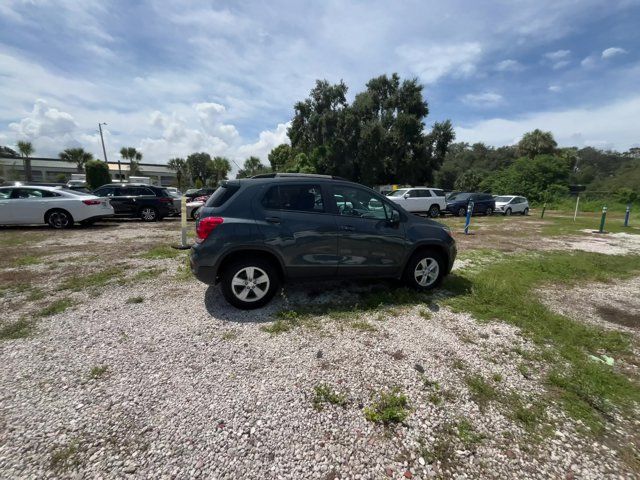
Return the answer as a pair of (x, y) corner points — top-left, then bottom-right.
(387, 187), (446, 217)
(494, 195), (529, 215)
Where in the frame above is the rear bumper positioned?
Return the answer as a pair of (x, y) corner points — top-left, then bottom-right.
(190, 250), (219, 285)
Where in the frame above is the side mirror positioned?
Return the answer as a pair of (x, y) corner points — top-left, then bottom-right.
(389, 209), (400, 224)
(403, 193), (410, 199)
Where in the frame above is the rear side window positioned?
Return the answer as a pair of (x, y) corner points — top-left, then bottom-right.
(0, 189), (13, 199)
(431, 189), (444, 197)
(206, 184), (241, 208)
(418, 190), (432, 197)
(261, 184), (324, 213)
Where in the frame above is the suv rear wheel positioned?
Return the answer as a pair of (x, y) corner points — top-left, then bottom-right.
(221, 258), (280, 309)
(404, 249), (445, 291)
(428, 205), (440, 218)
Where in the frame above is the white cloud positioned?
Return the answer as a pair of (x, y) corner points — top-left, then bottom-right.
(397, 42), (482, 84)
(461, 92), (504, 107)
(237, 123), (290, 160)
(495, 59), (523, 72)
(543, 49), (571, 69)
(548, 85), (562, 92)
(9, 99), (77, 139)
(456, 95), (640, 151)
(581, 55), (598, 68)
(602, 47), (627, 59)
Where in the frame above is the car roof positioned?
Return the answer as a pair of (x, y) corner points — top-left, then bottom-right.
(0, 184), (62, 191)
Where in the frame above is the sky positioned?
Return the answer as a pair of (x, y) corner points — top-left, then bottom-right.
(1, 0), (639, 172)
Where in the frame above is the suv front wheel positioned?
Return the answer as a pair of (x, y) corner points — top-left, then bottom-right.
(404, 249), (445, 291)
(221, 258), (280, 309)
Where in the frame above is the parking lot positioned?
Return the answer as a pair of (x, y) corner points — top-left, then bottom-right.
(1, 211), (639, 479)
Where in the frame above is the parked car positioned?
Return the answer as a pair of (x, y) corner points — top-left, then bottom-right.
(187, 199), (206, 219)
(445, 192), (495, 216)
(190, 173), (457, 309)
(92, 183), (176, 221)
(0, 185), (114, 228)
(185, 187), (216, 201)
(386, 187), (447, 218)
(494, 195), (529, 216)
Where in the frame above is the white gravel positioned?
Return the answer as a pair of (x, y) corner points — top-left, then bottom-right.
(1, 221), (639, 479)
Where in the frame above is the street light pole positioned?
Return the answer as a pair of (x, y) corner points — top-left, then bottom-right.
(98, 123), (108, 163)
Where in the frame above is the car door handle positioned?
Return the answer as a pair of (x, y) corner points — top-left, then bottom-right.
(265, 216), (281, 224)
(340, 225), (355, 231)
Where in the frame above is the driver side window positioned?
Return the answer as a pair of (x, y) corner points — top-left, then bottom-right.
(331, 185), (388, 220)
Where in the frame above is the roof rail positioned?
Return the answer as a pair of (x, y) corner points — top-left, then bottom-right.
(251, 173), (348, 181)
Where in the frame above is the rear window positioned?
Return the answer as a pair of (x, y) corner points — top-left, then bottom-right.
(448, 192), (471, 201)
(60, 189), (92, 196)
(205, 184), (240, 208)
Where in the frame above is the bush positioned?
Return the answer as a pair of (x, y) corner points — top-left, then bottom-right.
(85, 160), (111, 190)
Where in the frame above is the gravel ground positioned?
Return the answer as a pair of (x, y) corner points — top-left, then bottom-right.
(1, 219), (639, 479)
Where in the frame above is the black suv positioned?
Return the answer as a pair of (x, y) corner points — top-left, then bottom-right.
(93, 183), (176, 221)
(185, 187), (217, 201)
(445, 192), (495, 216)
(190, 174), (457, 309)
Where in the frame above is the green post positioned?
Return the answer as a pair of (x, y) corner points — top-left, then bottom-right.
(540, 202), (547, 219)
(598, 206), (607, 233)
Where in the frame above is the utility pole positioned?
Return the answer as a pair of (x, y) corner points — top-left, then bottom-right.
(99, 122), (118, 180)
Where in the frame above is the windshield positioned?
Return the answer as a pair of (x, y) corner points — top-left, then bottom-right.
(447, 192), (471, 201)
(494, 196), (513, 202)
(388, 189), (408, 197)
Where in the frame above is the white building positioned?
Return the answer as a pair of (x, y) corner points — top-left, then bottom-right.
(0, 156), (177, 186)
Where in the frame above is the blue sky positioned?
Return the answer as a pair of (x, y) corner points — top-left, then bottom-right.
(1, 0), (639, 170)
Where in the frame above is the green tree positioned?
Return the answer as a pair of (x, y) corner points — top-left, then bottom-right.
(120, 147), (143, 177)
(454, 170), (483, 191)
(186, 152), (212, 185)
(209, 156), (232, 186)
(268, 144), (294, 171)
(59, 148), (94, 173)
(167, 157), (187, 190)
(517, 129), (557, 159)
(17, 140), (34, 181)
(236, 156), (269, 178)
(85, 159), (111, 189)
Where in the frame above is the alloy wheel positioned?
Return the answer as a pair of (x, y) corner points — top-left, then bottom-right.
(414, 257), (439, 287)
(231, 266), (270, 302)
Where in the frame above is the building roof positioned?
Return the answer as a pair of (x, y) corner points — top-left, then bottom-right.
(0, 156), (175, 174)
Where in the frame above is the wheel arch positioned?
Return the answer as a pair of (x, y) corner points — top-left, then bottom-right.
(404, 242), (451, 274)
(216, 247), (285, 283)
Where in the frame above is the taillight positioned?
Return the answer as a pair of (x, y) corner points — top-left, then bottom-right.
(82, 199), (101, 205)
(159, 197), (173, 203)
(196, 217), (224, 243)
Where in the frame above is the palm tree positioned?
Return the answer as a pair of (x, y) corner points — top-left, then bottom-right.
(17, 140), (34, 181)
(236, 156), (268, 179)
(120, 147), (143, 178)
(59, 148), (94, 173)
(210, 156), (232, 185)
(167, 157), (187, 190)
(517, 129), (557, 159)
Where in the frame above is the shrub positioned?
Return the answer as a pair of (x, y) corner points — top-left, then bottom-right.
(85, 160), (111, 189)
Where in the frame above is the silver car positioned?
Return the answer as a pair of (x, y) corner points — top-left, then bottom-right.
(494, 195), (529, 216)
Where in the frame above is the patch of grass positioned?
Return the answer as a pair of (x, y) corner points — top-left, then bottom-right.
(50, 441), (80, 472)
(89, 365), (109, 379)
(175, 257), (194, 281)
(37, 298), (74, 317)
(456, 419), (484, 447)
(140, 245), (182, 260)
(418, 308), (432, 319)
(125, 296), (144, 304)
(350, 320), (377, 332)
(0, 318), (36, 340)
(505, 394), (548, 434)
(518, 363), (532, 379)
(221, 330), (239, 340)
(312, 384), (348, 411)
(13, 254), (42, 267)
(541, 214), (640, 237)
(59, 266), (125, 291)
(447, 251), (640, 432)
(465, 374), (498, 409)
(27, 288), (46, 301)
(130, 268), (164, 282)
(419, 436), (455, 468)
(363, 388), (410, 424)
(492, 373), (504, 382)
(261, 319), (294, 334)
(452, 358), (466, 370)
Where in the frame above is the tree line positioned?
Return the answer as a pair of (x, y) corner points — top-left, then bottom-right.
(3, 72), (638, 201)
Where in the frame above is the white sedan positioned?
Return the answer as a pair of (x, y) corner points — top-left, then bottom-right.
(494, 195), (529, 215)
(0, 185), (114, 228)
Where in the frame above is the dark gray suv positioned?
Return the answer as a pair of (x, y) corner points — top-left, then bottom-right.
(190, 174), (457, 309)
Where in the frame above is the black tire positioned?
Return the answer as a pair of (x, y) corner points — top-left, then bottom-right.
(522, 207), (529, 216)
(221, 257), (280, 309)
(139, 206), (158, 222)
(46, 209), (74, 229)
(456, 207), (467, 217)
(403, 249), (446, 291)
(504, 208), (511, 216)
(485, 207), (493, 216)
(428, 205), (441, 218)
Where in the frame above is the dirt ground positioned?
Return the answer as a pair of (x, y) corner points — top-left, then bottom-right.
(1, 214), (639, 479)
